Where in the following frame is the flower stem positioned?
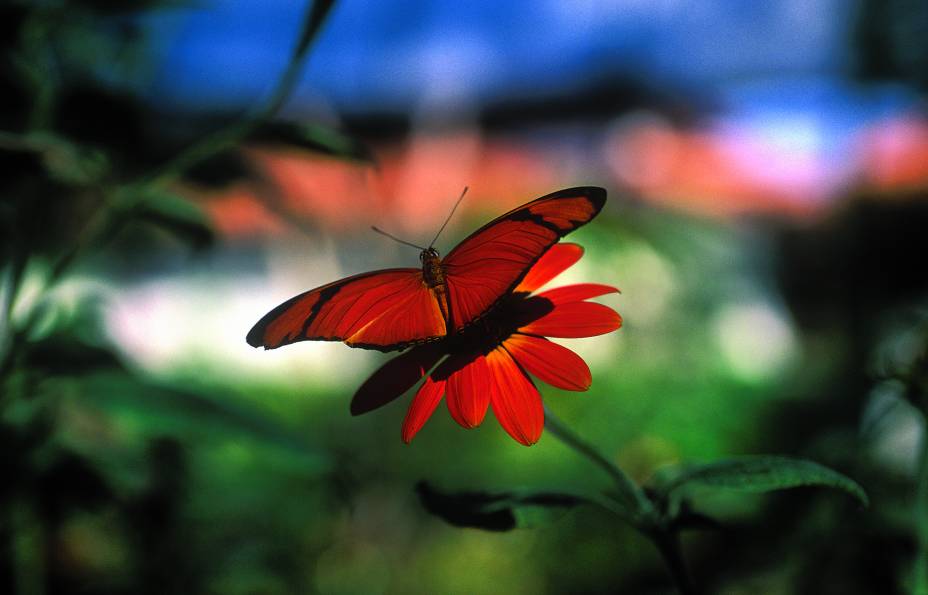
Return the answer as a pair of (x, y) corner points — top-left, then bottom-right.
(543, 406), (699, 594)
(543, 406), (653, 521)
(651, 530), (698, 595)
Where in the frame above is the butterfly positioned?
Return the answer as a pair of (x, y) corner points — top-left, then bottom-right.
(246, 186), (606, 353)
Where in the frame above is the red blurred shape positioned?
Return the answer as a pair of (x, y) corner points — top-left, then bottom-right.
(857, 115), (928, 193)
(202, 185), (287, 237)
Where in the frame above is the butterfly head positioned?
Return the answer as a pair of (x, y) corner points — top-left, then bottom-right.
(419, 247), (440, 261)
(420, 247), (445, 287)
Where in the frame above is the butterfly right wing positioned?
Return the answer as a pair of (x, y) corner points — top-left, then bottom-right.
(246, 268), (448, 352)
(441, 187), (606, 331)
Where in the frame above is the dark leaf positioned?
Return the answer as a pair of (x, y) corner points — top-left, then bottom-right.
(132, 190), (215, 251)
(23, 337), (124, 375)
(56, 84), (155, 173)
(249, 121), (375, 163)
(19, 290), (124, 375)
(37, 451), (113, 514)
(183, 148), (256, 188)
(0, 131), (109, 187)
(416, 482), (584, 532)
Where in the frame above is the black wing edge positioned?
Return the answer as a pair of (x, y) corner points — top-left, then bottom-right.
(448, 185), (608, 329)
(246, 267), (436, 352)
(246, 289), (315, 349)
(539, 185), (607, 218)
(447, 186), (607, 252)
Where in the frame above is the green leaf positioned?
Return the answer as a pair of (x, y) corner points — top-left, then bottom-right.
(72, 372), (331, 476)
(416, 482), (585, 531)
(0, 131), (109, 186)
(249, 121), (374, 163)
(131, 191), (215, 251)
(183, 149), (255, 188)
(654, 456), (869, 508)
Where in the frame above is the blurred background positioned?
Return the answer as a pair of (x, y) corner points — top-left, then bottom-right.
(2, 0), (928, 593)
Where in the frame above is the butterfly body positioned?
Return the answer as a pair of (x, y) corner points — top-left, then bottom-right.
(247, 187), (606, 352)
(420, 248), (445, 288)
(418, 247), (453, 327)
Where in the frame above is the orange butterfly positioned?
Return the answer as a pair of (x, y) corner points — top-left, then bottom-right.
(246, 187), (606, 352)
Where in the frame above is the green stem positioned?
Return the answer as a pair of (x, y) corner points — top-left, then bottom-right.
(11, 499), (45, 595)
(1, 249), (26, 331)
(914, 414), (928, 595)
(142, 0), (334, 189)
(543, 406), (699, 594)
(33, 0), (334, 299)
(0, 255), (27, 387)
(651, 530), (698, 595)
(22, 8), (59, 132)
(2, 1), (334, 402)
(543, 406), (653, 521)
(0, 184), (33, 388)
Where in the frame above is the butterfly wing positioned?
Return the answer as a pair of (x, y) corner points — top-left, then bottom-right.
(441, 186), (605, 331)
(248, 187), (605, 351)
(246, 268), (447, 352)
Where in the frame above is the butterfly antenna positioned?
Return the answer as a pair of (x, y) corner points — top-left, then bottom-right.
(370, 226), (428, 251)
(429, 186), (468, 249)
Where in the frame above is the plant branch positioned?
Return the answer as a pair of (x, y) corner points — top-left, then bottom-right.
(142, 0), (336, 189)
(32, 0), (335, 301)
(543, 405), (654, 521)
(543, 406), (701, 594)
(0, 253), (27, 383)
(2, 1), (336, 394)
(651, 530), (698, 595)
(914, 414), (928, 595)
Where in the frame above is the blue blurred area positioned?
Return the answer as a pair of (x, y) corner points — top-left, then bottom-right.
(146, 0), (899, 114)
(135, 0), (927, 216)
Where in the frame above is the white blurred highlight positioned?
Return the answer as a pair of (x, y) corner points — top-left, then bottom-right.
(611, 240), (676, 327)
(863, 383), (922, 476)
(105, 250), (371, 392)
(712, 301), (799, 383)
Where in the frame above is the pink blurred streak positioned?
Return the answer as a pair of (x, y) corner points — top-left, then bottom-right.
(190, 114), (928, 238)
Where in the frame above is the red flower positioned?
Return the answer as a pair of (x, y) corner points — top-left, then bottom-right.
(351, 243), (622, 446)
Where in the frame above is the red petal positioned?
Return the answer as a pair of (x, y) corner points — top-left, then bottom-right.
(520, 302), (622, 338)
(442, 353), (491, 429)
(351, 343), (446, 415)
(514, 243), (583, 293)
(503, 334), (591, 391)
(401, 376), (446, 443)
(486, 348), (544, 446)
(535, 283), (619, 304)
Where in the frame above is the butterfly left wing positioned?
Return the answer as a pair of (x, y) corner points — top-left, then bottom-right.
(246, 268), (447, 352)
(441, 186), (606, 331)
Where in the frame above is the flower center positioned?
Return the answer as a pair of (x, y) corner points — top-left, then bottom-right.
(450, 293), (555, 354)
